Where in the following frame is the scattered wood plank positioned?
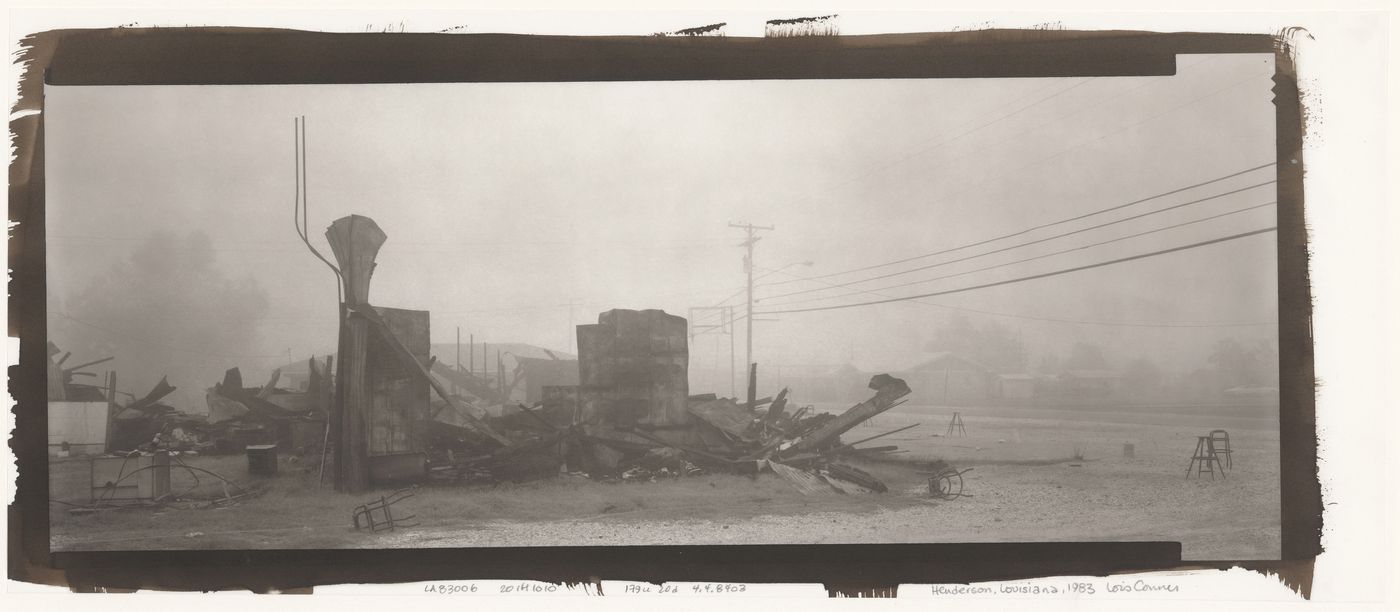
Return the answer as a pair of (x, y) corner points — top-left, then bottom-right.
(765, 460), (835, 496)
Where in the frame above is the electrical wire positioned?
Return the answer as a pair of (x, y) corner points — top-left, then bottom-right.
(762, 201), (1278, 308)
(765, 163), (1276, 292)
(761, 178), (1275, 302)
(756, 227), (1278, 315)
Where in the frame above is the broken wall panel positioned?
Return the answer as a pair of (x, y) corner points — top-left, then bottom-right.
(687, 398), (756, 441)
(576, 309), (689, 428)
(47, 401), (109, 456)
(367, 306), (431, 455)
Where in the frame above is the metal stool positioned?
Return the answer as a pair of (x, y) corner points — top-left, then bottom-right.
(1186, 436), (1226, 480)
(945, 412), (966, 437)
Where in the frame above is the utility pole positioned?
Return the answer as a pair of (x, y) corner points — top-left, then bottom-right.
(728, 222), (773, 393)
(566, 298), (580, 354)
(727, 306), (736, 397)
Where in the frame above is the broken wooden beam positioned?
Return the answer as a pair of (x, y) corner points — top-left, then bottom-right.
(760, 387), (789, 428)
(829, 422), (920, 452)
(781, 374), (911, 457)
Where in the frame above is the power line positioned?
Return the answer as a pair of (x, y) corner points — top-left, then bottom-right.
(691, 264), (816, 327)
(768, 163), (1275, 290)
(732, 258), (1276, 329)
(756, 227), (1278, 315)
(761, 177), (1276, 302)
(762, 201), (1278, 308)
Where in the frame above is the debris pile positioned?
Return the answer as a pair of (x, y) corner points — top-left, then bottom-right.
(636, 373), (914, 495)
(411, 308), (919, 495)
(50, 211), (954, 500)
(58, 450), (263, 514)
(203, 364), (329, 456)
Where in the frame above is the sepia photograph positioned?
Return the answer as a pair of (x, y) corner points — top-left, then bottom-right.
(38, 36), (1287, 562)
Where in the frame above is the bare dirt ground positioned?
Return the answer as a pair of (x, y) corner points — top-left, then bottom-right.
(49, 402), (1279, 560)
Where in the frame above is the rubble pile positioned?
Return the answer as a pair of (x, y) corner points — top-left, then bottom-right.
(421, 369), (915, 496)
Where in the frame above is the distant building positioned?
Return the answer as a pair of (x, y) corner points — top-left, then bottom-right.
(994, 373), (1038, 400)
(275, 355), (335, 393)
(1059, 369), (1122, 397)
(427, 342), (578, 407)
(897, 352), (995, 404)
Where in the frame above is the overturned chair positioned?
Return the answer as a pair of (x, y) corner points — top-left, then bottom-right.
(352, 486), (420, 532)
(1208, 429), (1233, 469)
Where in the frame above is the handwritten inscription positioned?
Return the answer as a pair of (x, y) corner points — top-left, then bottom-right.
(615, 583), (746, 595)
(932, 578), (1182, 597)
(622, 584), (681, 594)
(1106, 579), (1181, 594)
(424, 583), (478, 594)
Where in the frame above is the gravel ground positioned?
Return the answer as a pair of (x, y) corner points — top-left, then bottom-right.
(52, 403), (1280, 560)
(380, 406), (1281, 560)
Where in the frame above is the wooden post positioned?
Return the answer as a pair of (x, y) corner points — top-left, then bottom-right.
(325, 214), (387, 493)
(497, 350), (505, 404)
(746, 363), (758, 411)
(340, 316), (371, 491)
(103, 371), (117, 453)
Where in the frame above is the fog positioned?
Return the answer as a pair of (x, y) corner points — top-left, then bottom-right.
(45, 53), (1279, 410)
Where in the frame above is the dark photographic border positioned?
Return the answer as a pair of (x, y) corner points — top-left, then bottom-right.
(8, 26), (1318, 595)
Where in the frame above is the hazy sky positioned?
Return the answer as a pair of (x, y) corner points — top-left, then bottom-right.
(46, 53), (1279, 404)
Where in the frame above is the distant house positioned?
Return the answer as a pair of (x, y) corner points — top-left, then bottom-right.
(275, 355), (335, 393)
(994, 373), (1038, 400)
(428, 342), (578, 407)
(1059, 369), (1122, 397)
(898, 352), (995, 404)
